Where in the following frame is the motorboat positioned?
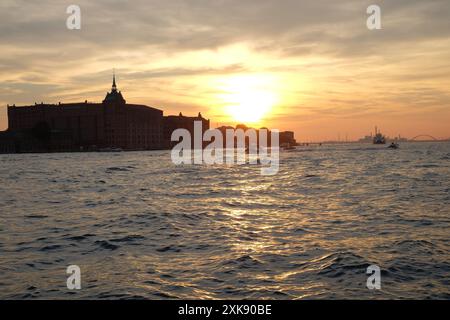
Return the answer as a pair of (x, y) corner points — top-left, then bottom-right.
(388, 142), (399, 149)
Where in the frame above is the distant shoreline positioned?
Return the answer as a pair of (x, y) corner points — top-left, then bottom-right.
(0, 140), (448, 155)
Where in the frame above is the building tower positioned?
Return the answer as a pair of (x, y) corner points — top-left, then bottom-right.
(103, 71), (126, 104)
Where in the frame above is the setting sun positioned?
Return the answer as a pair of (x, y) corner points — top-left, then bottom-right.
(217, 75), (279, 124)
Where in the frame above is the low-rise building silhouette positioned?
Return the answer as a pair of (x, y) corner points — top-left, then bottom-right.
(164, 112), (210, 149)
(0, 76), (210, 153)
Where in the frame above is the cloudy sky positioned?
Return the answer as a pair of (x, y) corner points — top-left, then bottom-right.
(1, 0), (449, 141)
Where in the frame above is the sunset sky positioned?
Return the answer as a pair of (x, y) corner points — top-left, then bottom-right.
(0, 0), (449, 141)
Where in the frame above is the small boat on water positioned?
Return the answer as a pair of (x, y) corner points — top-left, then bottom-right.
(388, 142), (399, 149)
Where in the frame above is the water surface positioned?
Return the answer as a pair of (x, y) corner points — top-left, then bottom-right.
(0, 142), (449, 299)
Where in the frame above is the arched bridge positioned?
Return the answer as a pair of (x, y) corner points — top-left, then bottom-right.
(410, 135), (438, 141)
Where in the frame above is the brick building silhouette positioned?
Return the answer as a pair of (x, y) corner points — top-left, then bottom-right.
(0, 75), (210, 153)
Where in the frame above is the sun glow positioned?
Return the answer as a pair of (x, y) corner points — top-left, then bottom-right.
(217, 75), (279, 124)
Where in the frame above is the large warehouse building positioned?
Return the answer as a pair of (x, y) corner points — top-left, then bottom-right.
(0, 76), (210, 153)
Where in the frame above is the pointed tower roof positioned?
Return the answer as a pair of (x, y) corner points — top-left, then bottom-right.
(103, 71), (126, 104)
(112, 70), (117, 92)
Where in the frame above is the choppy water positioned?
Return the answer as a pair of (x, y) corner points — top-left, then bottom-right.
(0, 142), (449, 299)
